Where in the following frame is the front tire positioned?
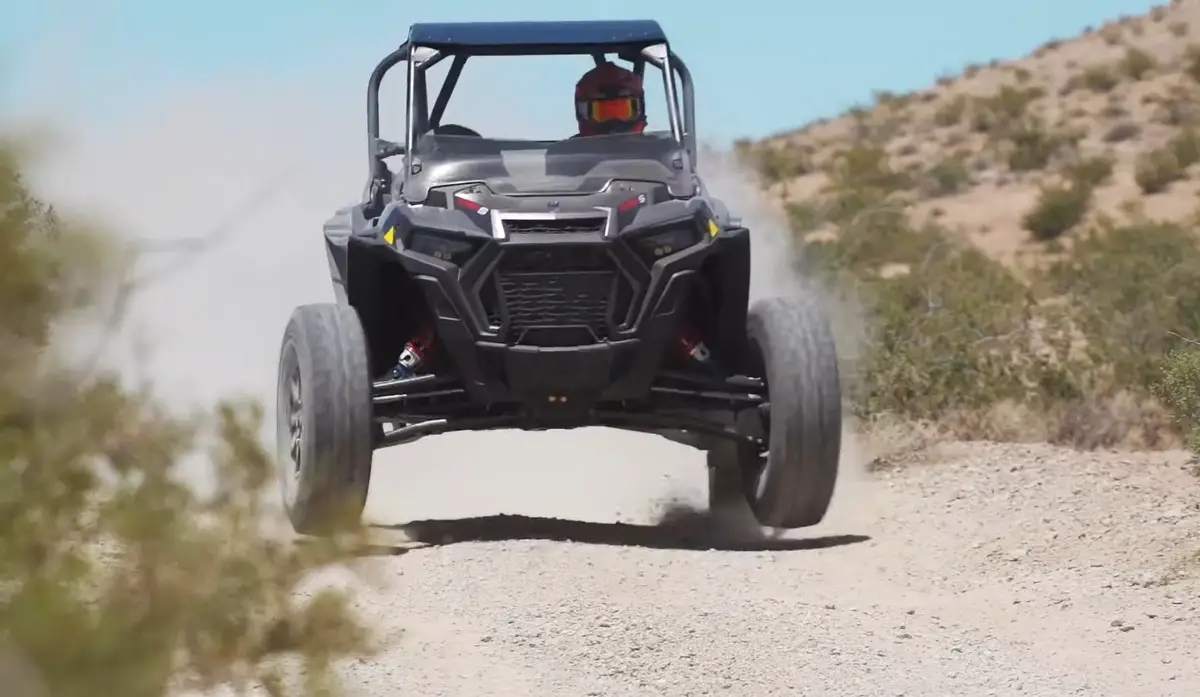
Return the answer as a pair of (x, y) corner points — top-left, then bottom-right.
(276, 303), (374, 536)
(708, 294), (842, 529)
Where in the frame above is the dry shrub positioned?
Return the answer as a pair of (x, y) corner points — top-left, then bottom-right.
(1156, 346), (1200, 454)
(1050, 390), (1178, 450)
(1186, 44), (1200, 83)
(0, 137), (379, 697)
(810, 207), (1200, 451)
(1044, 220), (1200, 387)
(970, 85), (1044, 134)
(933, 96), (968, 127)
(920, 155), (971, 197)
(746, 105), (1200, 458)
(1005, 119), (1072, 172)
(827, 143), (911, 192)
(807, 215), (1071, 427)
(1120, 47), (1157, 80)
(1134, 148), (1186, 193)
(1081, 64), (1120, 92)
(1170, 127), (1200, 167)
(1066, 154), (1116, 188)
(736, 140), (813, 183)
(1023, 180), (1092, 240)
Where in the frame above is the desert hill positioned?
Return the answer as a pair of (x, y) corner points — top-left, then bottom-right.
(732, 0), (1200, 451)
(741, 0), (1200, 272)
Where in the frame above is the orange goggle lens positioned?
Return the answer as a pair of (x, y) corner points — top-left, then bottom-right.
(581, 96), (640, 122)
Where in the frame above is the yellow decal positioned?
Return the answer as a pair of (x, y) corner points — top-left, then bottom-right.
(707, 219), (720, 238)
(383, 226), (395, 245)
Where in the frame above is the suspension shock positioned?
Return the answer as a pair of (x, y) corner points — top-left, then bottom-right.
(675, 325), (716, 374)
(388, 325), (436, 379)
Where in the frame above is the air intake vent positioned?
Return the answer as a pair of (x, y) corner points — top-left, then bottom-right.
(501, 216), (606, 236)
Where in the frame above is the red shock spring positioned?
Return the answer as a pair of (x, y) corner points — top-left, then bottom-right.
(675, 326), (713, 367)
(393, 325), (437, 377)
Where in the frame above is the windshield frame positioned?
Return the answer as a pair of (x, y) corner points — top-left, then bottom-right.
(363, 36), (699, 201)
(402, 130), (697, 202)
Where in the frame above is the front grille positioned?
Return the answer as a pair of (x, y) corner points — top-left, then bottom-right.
(501, 216), (606, 235)
(484, 244), (628, 345)
(500, 271), (613, 335)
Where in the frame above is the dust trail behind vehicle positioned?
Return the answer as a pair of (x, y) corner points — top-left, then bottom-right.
(18, 84), (679, 524)
(692, 147), (877, 531)
(26, 80), (868, 530)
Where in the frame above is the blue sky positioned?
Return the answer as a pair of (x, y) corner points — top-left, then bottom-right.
(4, 0), (1164, 141)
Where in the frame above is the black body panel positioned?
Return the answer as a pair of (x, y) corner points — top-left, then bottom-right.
(326, 187), (752, 417)
(302, 20), (785, 456)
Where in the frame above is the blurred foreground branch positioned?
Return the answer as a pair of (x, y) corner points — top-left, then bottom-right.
(0, 137), (378, 697)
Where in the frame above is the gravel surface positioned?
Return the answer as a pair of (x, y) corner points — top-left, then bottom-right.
(287, 428), (1200, 697)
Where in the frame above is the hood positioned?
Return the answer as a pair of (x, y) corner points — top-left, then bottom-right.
(395, 177), (706, 240)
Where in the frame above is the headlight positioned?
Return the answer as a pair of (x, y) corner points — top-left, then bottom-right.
(627, 224), (701, 266)
(407, 229), (480, 266)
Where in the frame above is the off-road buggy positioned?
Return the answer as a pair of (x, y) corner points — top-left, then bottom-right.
(276, 19), (843, 536)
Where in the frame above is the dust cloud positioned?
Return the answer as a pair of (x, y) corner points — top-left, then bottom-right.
(689, 148), (878, 534)
(22, 71), (871, 531)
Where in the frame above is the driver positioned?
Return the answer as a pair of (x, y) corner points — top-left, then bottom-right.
(574, 61), (647, 136)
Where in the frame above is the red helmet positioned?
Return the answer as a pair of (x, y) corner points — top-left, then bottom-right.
(574, 61), (647, 136)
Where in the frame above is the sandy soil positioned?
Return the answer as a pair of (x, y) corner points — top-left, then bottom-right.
(285, 429), (1200, 697)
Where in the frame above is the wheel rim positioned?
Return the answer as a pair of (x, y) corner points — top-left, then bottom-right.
(277, 344), (303, 508)
(287, 373), (303, 475)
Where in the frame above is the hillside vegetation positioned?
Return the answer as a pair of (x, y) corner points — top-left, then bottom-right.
(738, 0), (1200, 454)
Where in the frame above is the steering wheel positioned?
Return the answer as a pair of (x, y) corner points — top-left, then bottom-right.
(431, 123), (482, 137)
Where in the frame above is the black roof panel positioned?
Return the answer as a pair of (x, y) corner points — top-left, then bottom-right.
(407, 20), (667, 51)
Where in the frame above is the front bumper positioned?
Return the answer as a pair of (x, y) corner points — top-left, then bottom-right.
(391, 224), (746, 406)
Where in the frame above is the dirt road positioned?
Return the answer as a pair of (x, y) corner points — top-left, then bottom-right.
(290, 429), (1200, 697)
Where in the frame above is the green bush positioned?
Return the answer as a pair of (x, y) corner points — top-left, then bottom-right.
(1022, 181), (1093, 240)
(810, 204), (943, 276)
(1134, 148), (1186, 193)
(1185, 44), (1200, 84)
(1170, 127), (1200, 167)
(747, 142), (813, 183)
(827, 143), (911, 192)
(785, 199), (825, 234)
(803, 208), (1075, 430)
(849, 238), (1062, 422)
(1066, 154), (1116, 187)
(1006, 120), (1070, 171)
(968, 86), (1047, 136)
(768, 96), (1200, 452)
(1081, 64), (1120, 92)
(1120, 47), (1157, 80)
(933, 96), (968, 127)
(1155, 346), (1200, 454)
(0, 139), (375, 696)
(921, 155), (971, 196)
(1042, 220), (1200, 388)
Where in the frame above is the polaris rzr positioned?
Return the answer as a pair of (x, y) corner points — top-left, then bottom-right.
(276, 19), (843, 536)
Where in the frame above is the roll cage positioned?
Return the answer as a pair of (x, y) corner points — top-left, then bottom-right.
(363, 20), (698, 203)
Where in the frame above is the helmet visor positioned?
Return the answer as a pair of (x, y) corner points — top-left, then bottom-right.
(578, 96), (642, 123)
